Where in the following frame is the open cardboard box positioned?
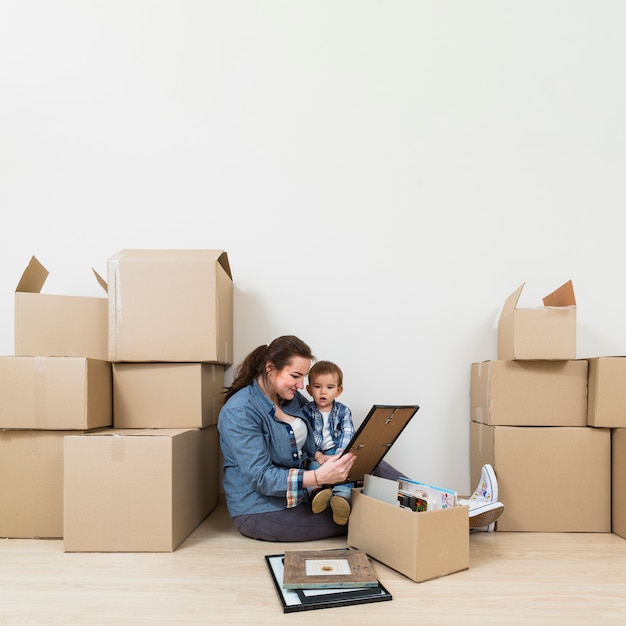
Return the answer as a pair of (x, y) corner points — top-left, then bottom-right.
(14, 256), (108, 360)
(498, 280), (576, 361)
(347, 489), (469, 583)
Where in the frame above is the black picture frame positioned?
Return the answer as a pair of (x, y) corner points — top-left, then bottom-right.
(265, 554), (392, 613)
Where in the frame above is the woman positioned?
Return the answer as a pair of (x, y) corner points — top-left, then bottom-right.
(218, 335), (359, 541)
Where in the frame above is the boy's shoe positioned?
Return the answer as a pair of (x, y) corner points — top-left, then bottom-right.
(330, 495), (351, 526)
(311, 488), (333, 514)
(460, 500), (504, 529)
(469, 464), (498, 503)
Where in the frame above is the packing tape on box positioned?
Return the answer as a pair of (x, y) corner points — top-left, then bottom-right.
(34, 357), (48, 429)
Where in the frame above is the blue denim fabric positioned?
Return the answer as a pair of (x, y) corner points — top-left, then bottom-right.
(218, 381), (316, 518)
(302, 400), (355, 452)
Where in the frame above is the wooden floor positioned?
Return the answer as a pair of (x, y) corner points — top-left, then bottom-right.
(2, 505), (626, 625)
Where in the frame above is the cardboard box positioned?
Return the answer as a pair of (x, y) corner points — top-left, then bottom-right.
(0, 430), (86, 538)
(587, 357), (626, 428)
(498, 280), (576, 361)
(0, 356), (112, 430)
(612, 428), (626, 539)
(347, 489), (469, 583)
(63, 426), (219, 552)
(113, 362), (224, 428)
(107, 249), (233, 364)
(470, 359), (588, 426)
(470, 422), (610, 532)
(15, 256), (108, 360)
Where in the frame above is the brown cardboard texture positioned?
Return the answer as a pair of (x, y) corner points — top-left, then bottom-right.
(587, 357), (626, 428)
(612, 428), (626, 539)
(0, 430), (87, 538)
(15, 256), (108, 360)
(107, 249), (233, 364)
(0, 357), (112, 430)
(498, 280), (576, 361)
(63, 426), (219, 552)
(113, 362), (224, 429)
(471, 422), (610, 532)
(470, 359), (588, 426)
(347, 490), (469, 583)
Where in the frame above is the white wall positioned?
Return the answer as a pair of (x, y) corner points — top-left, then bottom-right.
(2, 1), (626, 493)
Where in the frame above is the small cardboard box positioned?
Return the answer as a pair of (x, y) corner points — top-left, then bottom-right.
(107, 249), (233, 364)
(498, 280), (576, 361)
(471, 422), (610, 532)
(0, 356), (112, 430)
(0, 430), (87, 538)
(587, 357), (626, 428)
(470, 359), (588, 426)
(347, 489), (469, 583)
(113, 362), (224, 429)
(15, 256), (108, 360)
(63, 426), (219, 552)
(612, 428), (626, 539)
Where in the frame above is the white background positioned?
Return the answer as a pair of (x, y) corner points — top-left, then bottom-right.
(1, 1), (625, 493)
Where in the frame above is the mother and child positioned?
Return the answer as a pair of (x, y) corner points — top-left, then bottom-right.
(217, 335), (504, 542)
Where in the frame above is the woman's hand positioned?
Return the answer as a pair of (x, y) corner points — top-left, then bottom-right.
(316, 451), (356, 485)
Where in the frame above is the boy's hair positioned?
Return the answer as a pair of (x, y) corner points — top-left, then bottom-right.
(308, 360), (343, 387)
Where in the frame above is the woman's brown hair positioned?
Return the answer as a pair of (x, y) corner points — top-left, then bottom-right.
(223, 335), (314, 403)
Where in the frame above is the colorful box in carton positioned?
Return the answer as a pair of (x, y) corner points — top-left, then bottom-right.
(498, 280), (576, 361)
(587, 357), (626, 428)
(15, 256), (108, 360)
(470, 359), (588, 426)
(0, 356), (112, 430)
(63, 426), (219, 552)
(113, 362), (224, 429)
(0, 430), (87, 538)
(107, 249), (233, 364)
(470, 422), (610, 532)
(347, 489), (469, 583)
(612, 428), (626, 539)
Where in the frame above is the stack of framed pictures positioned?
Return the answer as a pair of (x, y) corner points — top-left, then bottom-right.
(265, 549), (392, 613)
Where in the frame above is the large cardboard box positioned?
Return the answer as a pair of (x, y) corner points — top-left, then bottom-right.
(0, 430), (86, 538)
(63, 426), (219, 552)
(587, 357), (626, 428)
(347, 489), (469, 583)
(498, 280), (576, 361)
(113, 362), (224, 428)
(15, 256), (108, 360)
(470, 359), (588, 426)
(470, 422), (610, 532)
(612, 428), (626, 539)
(107, 249), (233, 364)
(0, 356), (112, 430)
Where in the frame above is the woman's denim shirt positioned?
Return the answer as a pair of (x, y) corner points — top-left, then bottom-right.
(218, 380), (316, 518)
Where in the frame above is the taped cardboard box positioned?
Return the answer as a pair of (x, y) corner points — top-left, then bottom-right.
(470, 422), (610, 532)
(498, 280), (576, 361)
(113, 362), (224, 429)
(347, 489), (469, 583)
(587, 357), (626, 428)
(0, 430), (88, 538)
(470, 359), (588, 426)
(14, 256), (108, 360)
(612, 428), (626, 539)
(107, 249), (233, 364)
(0, 356), (112, 430)
(63, 426), (219, 552)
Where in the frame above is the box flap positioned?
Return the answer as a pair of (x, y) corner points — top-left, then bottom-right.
(91, 268), (108, 293)
(499, 283), (525, 319)
(15, 256), (48, 294)
(543, 280), (576, 308)
(109, 249), (231, 278)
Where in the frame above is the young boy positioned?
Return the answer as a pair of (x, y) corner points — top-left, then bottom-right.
(303, 360), (355, 525)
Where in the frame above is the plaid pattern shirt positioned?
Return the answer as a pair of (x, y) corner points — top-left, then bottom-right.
(302, 400), (355, 453)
